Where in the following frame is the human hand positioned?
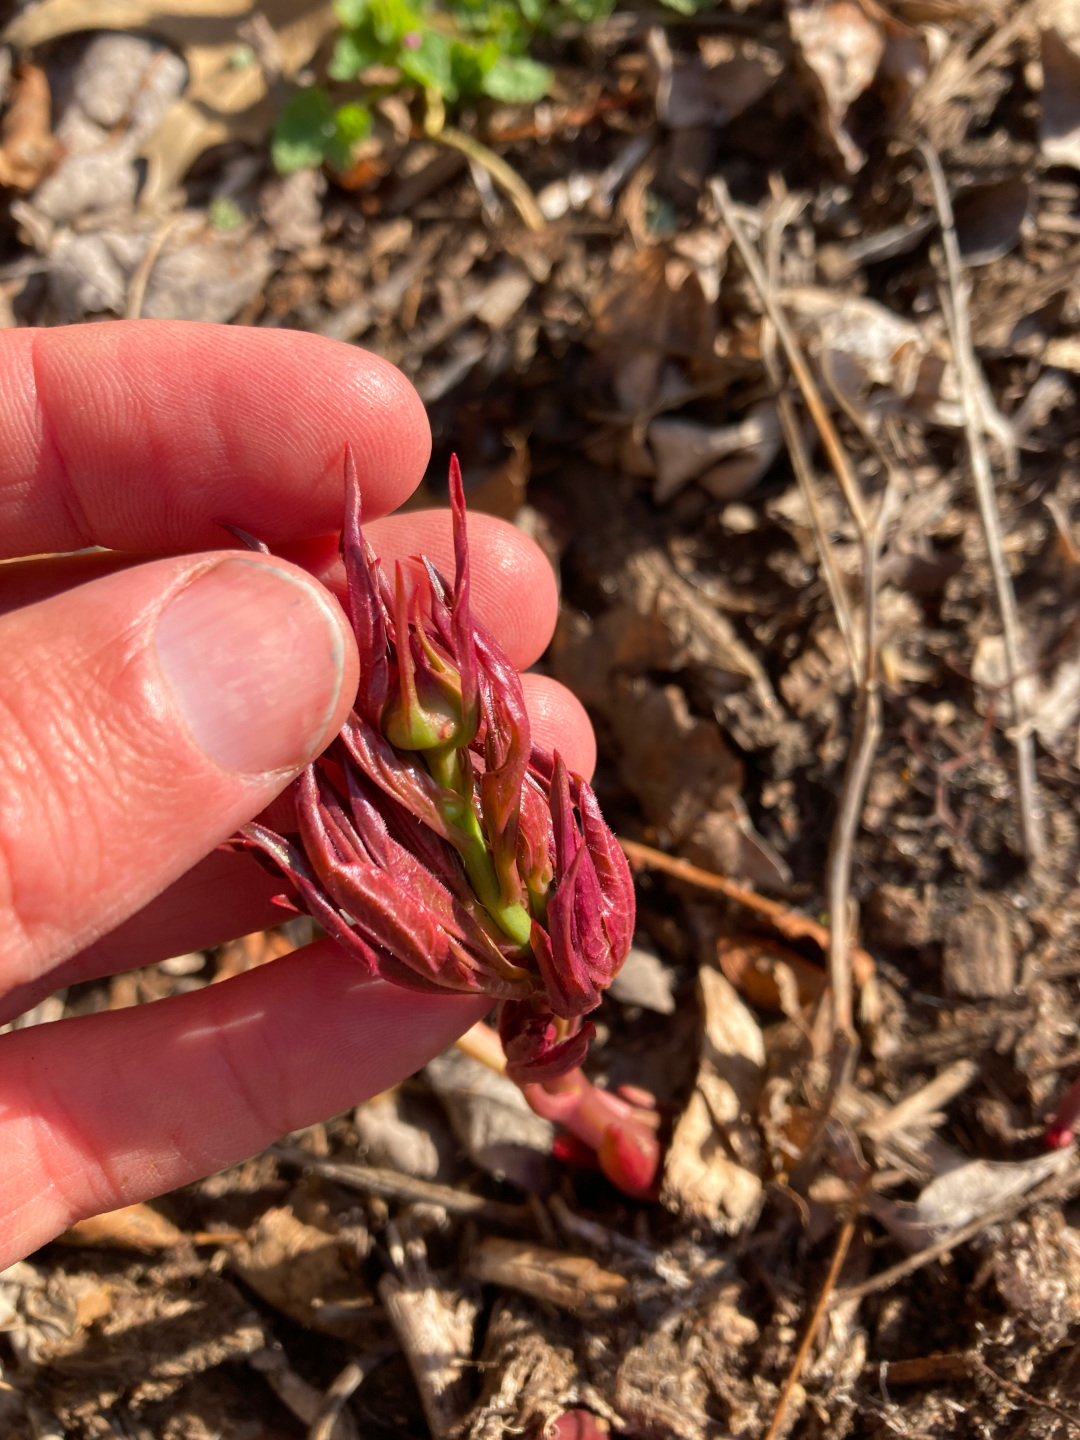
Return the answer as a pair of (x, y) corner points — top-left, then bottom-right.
(0, 321), (595, 1267)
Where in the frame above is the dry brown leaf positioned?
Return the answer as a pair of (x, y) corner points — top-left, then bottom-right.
(788, 0), (885, 171)
(1041, 15), (1080, 170)
(426, 1045), (556, 1192)
(229, 1205), (374, 1341)
(5, 2), (335, 205)
(648, 26), (781, 129)
(4, 0), (253, 46)
(0, 64), (59, 192)
(869, 1150), (1072, 1252)
(717, 936), (826, 1011)
(607, 942), (677, 1014)
(468, 1238), (629, 1315)
(662, 966), (764, 1231)
(781, 285), (961, 424)
(57, 1202), (186, 1254)
(648, 401), (780, 505)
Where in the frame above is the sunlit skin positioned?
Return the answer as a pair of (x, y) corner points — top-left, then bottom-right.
(0, 321), (596, 1268)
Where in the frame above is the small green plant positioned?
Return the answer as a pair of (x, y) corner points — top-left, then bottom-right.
(272, 85), (374, 175)
(272, 0), (613, 174)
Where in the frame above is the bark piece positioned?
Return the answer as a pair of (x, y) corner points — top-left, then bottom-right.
(379, 1221), (477, 1440)
(468, 1237), (629, 1316)
(943, 898), (1016, 999)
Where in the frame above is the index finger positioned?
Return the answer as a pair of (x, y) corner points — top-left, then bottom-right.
(0, 321), (431, 559)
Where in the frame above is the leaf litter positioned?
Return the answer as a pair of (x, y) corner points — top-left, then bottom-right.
(5, 0), (1080, 1434)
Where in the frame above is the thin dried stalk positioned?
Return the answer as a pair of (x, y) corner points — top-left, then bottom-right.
(125, 214), (183, 320)
(716, 177), (897, 1037)
(920, 141), (1042, 864)
(824, 457), (902, 1039)
(711, 177), (868, 535)
(773, 387), (860, 678)
(619, 837), (875, 986)
(309, 1353), (394, 1440)
(762, 1177), (867, 1440)
(912, 0), (1047, 136)
(760, 197), (859, 680)
(438, 126), (545, 232)
(273, 1146), (532, 1226)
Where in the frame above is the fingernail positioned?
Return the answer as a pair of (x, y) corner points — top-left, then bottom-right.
(155, 558), (345, 774)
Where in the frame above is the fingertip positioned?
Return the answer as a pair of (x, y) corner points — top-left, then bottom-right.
(337, 346), (432, 515)
(521, 674), (597, 780)
(4, 323), (433, 554)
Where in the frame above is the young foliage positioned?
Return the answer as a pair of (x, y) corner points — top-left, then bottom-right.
(272, 0), (630, 175)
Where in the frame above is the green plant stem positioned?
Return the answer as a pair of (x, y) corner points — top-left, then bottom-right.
(427, 746), (533, 946)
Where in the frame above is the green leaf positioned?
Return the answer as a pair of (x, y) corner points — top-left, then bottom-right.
(272, 86), (337, 174)
(479, 53), (551, 102)
(328, 27), (386, 79)
(399, 28), (455, 96)
(369, 0), (421, 46)
(657, 0), (698, 12)
(326, 101), (373, 170)
(272, 88), (372, 175)
(557, 0), (614, 20)
(450, 37), (500, 94)
(208, 196), (245, 230)
(333, 0), (369, 25)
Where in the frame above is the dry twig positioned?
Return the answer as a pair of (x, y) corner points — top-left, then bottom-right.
(713, 177), (898, 1038)
(920, 142), (1042, 864)
(437, 126), (545, 232)
(125, 214), (183, 320)
(971, 1357), (1080, 1435)
(308, 1351), (395, 1440)
(273, 1146), (532, 1227)
(618, 838), (875, 985)
(762, 1177), (868, 1440)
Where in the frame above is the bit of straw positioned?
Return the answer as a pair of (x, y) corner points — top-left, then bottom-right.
(712, 177), (897, 1038)
(437, 126), (546, 233)
(919, 141), (1042, 865)
(762, 1174), (869, 1440)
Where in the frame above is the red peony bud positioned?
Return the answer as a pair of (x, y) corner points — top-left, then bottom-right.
(236, 449), (635, 1083)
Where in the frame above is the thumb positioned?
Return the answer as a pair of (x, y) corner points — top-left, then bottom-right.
(0, 552), (358, 989)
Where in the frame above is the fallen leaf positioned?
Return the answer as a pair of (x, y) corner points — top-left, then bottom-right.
(781, 285), (961, 425)
(5, 2), (337, 205)
(717, 936), (826, 1011)
(869, 1150), (1072, 1252)
(648, 400), (781, 504)
(0, 64), (59, 191)
(426, 1045), (556, 1192)
(468, 1238), (629, 1315)
(1041, 26), (1080, 170)
(648, 26), (781, 129)
(354, 1086), (456, 1180)
(57, 1202), (186, 1253)
(788, 0), (885, 172)
(607, 942), (677, 1014)
(229, 1206), (374, 1341)
(662, 966), (764, 1231)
